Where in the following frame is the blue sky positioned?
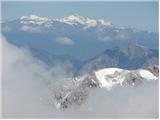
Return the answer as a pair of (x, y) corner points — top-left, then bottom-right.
(2, 1), (158, 32)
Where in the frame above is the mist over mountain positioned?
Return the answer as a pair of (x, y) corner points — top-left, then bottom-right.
(1, 14), (159, 118)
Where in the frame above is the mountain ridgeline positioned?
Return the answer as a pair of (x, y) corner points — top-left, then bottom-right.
(2, 15), (159, 61)
(80, 43), (158, 74)
(2, 15), (159, 74)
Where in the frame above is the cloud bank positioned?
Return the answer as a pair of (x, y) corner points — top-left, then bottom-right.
(55, 37), (75, 45)
(99, 33), (128, 42)
(1, 35), (158, 118)
(21, 25), (42, 33)
(1, 35), (72, 118)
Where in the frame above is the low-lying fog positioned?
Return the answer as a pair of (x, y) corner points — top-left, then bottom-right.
(1, 35), (158, 118)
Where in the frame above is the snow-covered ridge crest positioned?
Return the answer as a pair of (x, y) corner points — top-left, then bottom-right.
(53, 67), (158, 109)
(20, 14), (112, 27)
(57, 14), (112, 27)
(57, 15), (97, 27)
(95, 68), (158, 90)
(20, 15), (51, 21)
(20, 14), (53, 26)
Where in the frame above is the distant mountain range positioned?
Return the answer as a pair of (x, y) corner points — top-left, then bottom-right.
(2, 15), (159, 61)
(2, 15), (159, 74)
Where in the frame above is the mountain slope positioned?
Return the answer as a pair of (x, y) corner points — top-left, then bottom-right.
(53, 67), (158, 109)
(80, 43), (158, 74)
(29, 47), (84, 73)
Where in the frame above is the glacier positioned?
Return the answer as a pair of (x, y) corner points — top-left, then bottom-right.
(53, 67), (158, 109)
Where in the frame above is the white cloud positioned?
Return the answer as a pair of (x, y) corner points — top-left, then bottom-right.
(55, 37), (75, 45)
(81, 81), (158, 118)
(21, 25), (41, 33)
(1, 35), (72, 118)
(99, 33), (128, 42)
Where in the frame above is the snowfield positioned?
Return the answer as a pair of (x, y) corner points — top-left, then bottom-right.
(95, 68), (158, 90)
(52, 67), (158, 109)
(139, 69), (158, 80)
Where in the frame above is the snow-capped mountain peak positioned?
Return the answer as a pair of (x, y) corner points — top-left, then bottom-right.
(95, 68), (158, 90)
(19, 14), (111, 28)
(95, 68), (125, 90)
(98, 19), (112, 26)
(56, 15), (97, 27)
(20, 15), (50, 21)
(56, 14), (111, 27)
(53, 67), (158, 109)
(20, 14), (53, 26)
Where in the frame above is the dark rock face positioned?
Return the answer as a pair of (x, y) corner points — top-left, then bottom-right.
(53, 73), (99, 109)
(147, 65), (159, 77)
(81, 43), (158, 74)
(122, 72), (143, 86)
(53, 81), (86, 109)
(54, 86), (88, 109)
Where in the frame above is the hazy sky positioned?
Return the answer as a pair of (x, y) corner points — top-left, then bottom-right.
(2, 1), (158, 32)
